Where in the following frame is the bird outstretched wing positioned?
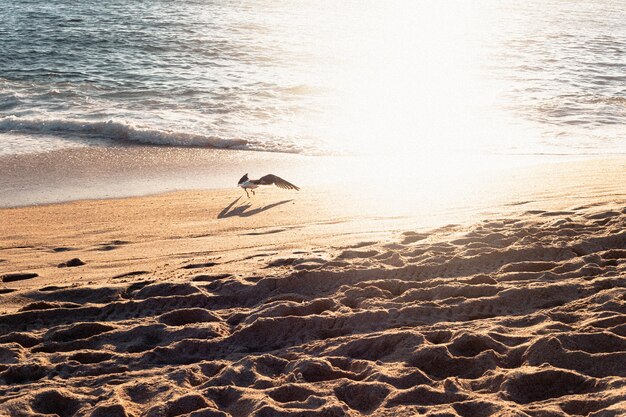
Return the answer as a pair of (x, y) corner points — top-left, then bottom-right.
(256, 174), (300, 190)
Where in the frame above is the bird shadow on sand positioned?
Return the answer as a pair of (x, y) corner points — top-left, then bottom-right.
(217, 197), (293, 219)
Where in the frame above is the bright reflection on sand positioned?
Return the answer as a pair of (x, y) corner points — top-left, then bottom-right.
(304, 151), (562, 222)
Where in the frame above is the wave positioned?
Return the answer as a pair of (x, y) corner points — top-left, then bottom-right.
(0, 116), (255, 151)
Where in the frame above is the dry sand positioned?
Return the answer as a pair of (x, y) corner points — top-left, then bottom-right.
(0, 157), (625, 416)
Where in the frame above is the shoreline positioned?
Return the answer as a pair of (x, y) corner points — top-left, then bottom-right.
(0, 145), (323, 208)
(1, 144), (623, 209)
(2, 155), (625, 294)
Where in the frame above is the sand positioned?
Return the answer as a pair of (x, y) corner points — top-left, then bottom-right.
(0, 156), (625, 416)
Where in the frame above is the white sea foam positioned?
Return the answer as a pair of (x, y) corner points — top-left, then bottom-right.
(0, 117), (253, 151)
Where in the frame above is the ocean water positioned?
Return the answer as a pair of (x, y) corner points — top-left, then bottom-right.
(1, 0), (625, 157)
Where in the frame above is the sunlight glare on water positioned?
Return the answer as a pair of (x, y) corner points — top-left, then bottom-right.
(319, 1), (495, 155)
(0, 0), (625, 157)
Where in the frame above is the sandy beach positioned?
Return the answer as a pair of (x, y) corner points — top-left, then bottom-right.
(1, 156), (625, 416)
(3, 1), (626, 415)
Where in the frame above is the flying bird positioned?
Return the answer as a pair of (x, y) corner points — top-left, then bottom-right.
(238, 174), (300, 197)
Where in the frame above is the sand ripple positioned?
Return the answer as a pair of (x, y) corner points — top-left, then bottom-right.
(1, 208), (625, 416)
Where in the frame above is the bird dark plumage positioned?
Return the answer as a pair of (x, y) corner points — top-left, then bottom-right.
(253, 174), (300, 190)
(238, 173), (249, 185)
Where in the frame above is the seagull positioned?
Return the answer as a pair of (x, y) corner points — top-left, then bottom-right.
(238, 174), (300, 197)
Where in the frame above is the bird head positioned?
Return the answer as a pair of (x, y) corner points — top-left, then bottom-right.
(238, 173), (248, 186)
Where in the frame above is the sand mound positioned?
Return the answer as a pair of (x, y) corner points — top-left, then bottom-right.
(1, 207), (625, 416)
